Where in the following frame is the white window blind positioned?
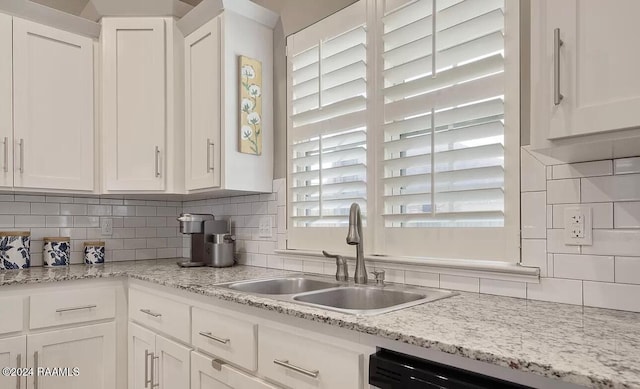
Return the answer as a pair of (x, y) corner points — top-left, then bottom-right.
(287, 0), (520, 261)
(287, 1), (370, 251)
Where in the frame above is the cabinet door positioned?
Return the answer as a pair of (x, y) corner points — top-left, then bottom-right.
(129, 322), (156, 389)
(0, 13), (12, 188)
(156, 334), (191, 389)
(102, 18), (166, 191)
(191, 351), (279, 389)
(184, 17), (221, 191)
(12, 18), (94, 191)
(26, 322), (116, 389)
(0, 336), (26, 389)
(545, 0), (640, 138)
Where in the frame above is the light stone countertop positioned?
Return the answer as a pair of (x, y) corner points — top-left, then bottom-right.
(1, 258), (639, 389)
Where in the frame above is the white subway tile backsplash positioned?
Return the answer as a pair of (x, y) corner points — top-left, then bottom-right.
(613, 202), (640, 228)
(547, 179), (580, 204)
(73, 216), (100, 228)
(582, 174), (640, 202)
(283, 258), (303, 272)
(88, 205), (112, 216)
(552, 203), (613, 229)
(527, 278), (583, 305)
(615, 257), (640, 284)
(45, 216), (73, 228)
(553, 254), (614, 282)
(521, 192), (546, 238)
(479, 279), (526, 299)
(405, 271), (439, 288)
(521, 239), (547, 276)
(614, 157), (640, 175)
(521, 150), (547, 192)
(583, 281), (640, 312)
(135, 206), (156, 217)
(552, 160), (612, 179)
(582, 230), (640, 256)
(31, 203), (60, 215)
(546, 229), (580, 254)
(440, 275), (479, 293)
(60, 204), (87, 215)
(15, 215), (45, 228)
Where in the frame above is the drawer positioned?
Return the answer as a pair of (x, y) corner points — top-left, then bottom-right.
(191, 351), (279, 389)
(259, 326), (363, 389)
(0, 297), (23, 334)
(29, 287), (115, 329)
(129, 287), (190, 342)
(192, 306), (257, 371)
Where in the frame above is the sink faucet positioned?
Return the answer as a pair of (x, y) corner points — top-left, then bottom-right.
(347, 203), (367, 284)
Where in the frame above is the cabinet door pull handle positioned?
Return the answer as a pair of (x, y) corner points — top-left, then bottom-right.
(18, 139), (24, 174)
(140, 309), (162, 318)
(154, 146), (161, 178)
(273, 359), (319, 378)
(206, 139), (214, 173)
(144, 349), (151, 388)
(198, 331), (229, 344)
(553, 28), (564, 105)
(15, 353), (20, 389)
(55, 304), (97, 313)
(151, 353), (159, 388)
(3, 137), (7, 173)
(33, 351), (38, 389)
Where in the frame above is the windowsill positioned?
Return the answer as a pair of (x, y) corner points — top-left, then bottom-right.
(274, 249), (540, 283)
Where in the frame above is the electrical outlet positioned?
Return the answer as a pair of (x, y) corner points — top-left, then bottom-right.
(258, 216), (272, 238)
(563, 206), (592, 245)
(101, 218), (113, 236)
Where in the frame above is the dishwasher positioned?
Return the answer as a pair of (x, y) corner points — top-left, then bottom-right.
(369, 348), (533, 389)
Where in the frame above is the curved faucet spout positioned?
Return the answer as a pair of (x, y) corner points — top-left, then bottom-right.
(347, 203), (367, 284)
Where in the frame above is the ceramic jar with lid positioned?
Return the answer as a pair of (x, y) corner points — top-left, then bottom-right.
(0, 231), (31, 269)
(43, 237), (71, 267)
(84, 241), (105, 265)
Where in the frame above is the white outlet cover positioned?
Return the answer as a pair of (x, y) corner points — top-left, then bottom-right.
(258, 216), (272, 238)
(563, 206), (592, 246)
(101, 218), (113, 236)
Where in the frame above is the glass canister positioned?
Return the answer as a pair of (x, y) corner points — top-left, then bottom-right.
(43, 237), (71, 267)
(84, 241), (105, 265)
(0, 231), (31, 270)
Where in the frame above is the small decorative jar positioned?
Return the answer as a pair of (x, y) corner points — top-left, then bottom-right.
(0, 231), (31, 270)
(43, 237), (71, 267)
(84, 241), (105, 265)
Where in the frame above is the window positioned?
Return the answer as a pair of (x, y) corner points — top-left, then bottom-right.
(287, 0), (520, 262)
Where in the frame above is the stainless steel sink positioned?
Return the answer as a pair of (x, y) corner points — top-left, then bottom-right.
(294, 286), (455, 315)
(217, 275), (457, 316)
(225, 277), (340, 295)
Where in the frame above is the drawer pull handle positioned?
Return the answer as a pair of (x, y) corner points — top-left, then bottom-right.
(198, 331), (230, 344)
(55, 304), (97, 313)
(140, 309), (162, 318)
(211, 358), (225, 371)
(144, 349), (151, 388)
(273, 359), (319, 378)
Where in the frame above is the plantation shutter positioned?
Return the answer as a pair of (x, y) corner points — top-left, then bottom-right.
(377, 0), (520, 260)
(287, 1), (369, 251)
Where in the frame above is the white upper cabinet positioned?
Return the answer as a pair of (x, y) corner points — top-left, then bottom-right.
(0, 13), (11, 189)
(184, 17), (221, 191)
(102, 18), (167, 192)
(12, 18), (94, 191)
(530, 0), (640, 160)
(183, 9), (275, 194)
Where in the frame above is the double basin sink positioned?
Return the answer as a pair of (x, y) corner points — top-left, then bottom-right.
(218, 276), (456, 316)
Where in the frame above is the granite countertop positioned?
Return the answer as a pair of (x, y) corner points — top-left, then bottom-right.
(2, 259), (639, 389)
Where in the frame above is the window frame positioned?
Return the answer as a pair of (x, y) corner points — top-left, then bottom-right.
(286, 0), (521, 262)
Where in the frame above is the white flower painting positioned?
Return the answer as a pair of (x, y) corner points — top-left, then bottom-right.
(239, 56), (263, 155)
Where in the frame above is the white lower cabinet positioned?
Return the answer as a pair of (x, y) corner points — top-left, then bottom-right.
(129, 322), (192, 389)
(191, 351), (278, 389)
(26, 322), (116, 389)
(258, 325), (363, 389)
(0, 335), (26, 389)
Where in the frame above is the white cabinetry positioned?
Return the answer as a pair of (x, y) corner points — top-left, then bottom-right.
(26, 323), (116, 389)
(0, 13), (12, 188)
(183, 10), (274, 194)
(530, 0), (640, 162)
(102, 17), (184, 193)
(129, 322), (191, 389)
(191, 351), (278, 389)
(184, 17), (221, 191)
(0, 336), (26, 389)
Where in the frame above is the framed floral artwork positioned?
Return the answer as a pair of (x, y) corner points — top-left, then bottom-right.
(239, 56), (262, 155)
